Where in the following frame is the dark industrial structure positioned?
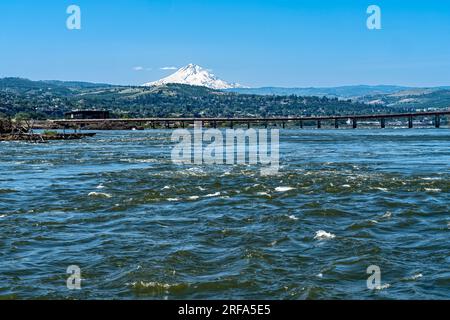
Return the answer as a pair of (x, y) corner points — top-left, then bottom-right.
(64, 110), (110, 120)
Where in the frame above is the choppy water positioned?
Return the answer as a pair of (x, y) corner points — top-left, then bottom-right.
(0, 129), (449, 300)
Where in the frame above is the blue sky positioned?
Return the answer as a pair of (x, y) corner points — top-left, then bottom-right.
(0, 0), (449, 87)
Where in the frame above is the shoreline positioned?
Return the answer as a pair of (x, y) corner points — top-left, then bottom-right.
(0, 132), (96, 142)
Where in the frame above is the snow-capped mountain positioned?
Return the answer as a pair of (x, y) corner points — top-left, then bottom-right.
(143, 64), (244, 90)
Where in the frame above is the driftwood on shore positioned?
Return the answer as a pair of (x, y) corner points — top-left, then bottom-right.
(1, 118), (96, 142)
(0, 133), (96, 142)
(31, 120), (145, 131)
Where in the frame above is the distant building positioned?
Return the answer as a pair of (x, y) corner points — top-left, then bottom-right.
(64, 110), (110, 120)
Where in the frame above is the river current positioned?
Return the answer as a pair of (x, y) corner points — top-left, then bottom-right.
(0, 129), (449, 299)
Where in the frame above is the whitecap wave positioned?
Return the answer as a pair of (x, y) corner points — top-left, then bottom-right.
(314, 230), (336, 240)
(375, 283), (390, 290)
(128, 281), (188, 291)
(275, 186), (294, 192)
(88, 192), (112, 198)
(409, 273), (423, 280)
(425, 188), (441, 192)
(382, 211), (392, 219)
(204, 192), (221, 198)
(135, 159), (156, 163)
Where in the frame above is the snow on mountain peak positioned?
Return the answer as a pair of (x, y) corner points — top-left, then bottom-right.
(143, 64), (244, 90)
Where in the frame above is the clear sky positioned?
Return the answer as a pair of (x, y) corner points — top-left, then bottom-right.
(0, 0), (449, 87)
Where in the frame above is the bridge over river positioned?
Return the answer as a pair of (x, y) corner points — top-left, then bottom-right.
(52, 110), (450, 130)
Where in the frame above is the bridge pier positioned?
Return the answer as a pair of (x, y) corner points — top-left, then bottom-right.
(317, 120), (321, 129)
(352, 119), (357, 129)
(230, 121), (234, 129)
(75, 124), (83, 133)
(299, 120), (303, 129)
(408, 116), (413, 129)
(381, 118), (386, 128)
(248, 121), (251, 129)
(334, 119), (339, 129)
(282, 122), (286, 129)
(435, 115), (441, 128)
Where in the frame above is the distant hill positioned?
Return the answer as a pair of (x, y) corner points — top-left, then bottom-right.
(227, 85), (415, 98)
(0, 78), (388, 119)
(0, 77), (112, 95)
(0, 77), (448, 119)
(42, 80), (113, 89)
(228, 85), (450, 99)
(359, 89), (450, 110)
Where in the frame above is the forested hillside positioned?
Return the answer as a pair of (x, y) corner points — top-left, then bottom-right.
(0, 77), (436, 119)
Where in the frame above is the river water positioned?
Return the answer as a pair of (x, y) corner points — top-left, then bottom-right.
(0, 129), (449, 299)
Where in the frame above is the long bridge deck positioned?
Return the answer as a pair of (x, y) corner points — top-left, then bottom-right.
(52, 110), (450, 129)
